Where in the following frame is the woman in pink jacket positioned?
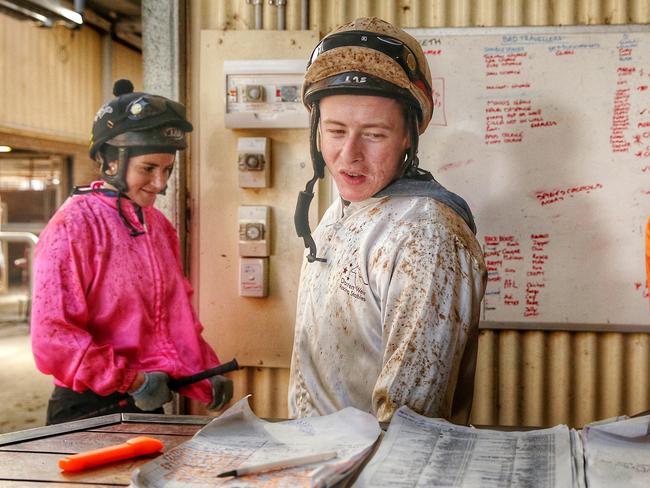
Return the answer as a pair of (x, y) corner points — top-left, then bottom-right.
(31, 80), (232, 424)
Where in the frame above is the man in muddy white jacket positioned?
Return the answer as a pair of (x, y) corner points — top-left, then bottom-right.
(289, 17), (487, 423)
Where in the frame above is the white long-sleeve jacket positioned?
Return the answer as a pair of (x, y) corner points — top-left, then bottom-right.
(289, 195), (486, 422)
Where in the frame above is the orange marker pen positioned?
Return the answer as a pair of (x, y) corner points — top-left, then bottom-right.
(59, 436), (164, 472)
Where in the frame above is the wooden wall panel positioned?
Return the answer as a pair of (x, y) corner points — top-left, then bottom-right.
(112, 42), (144, 93)
(196, 30), (318, 372)
(0, 16), (100, 143)
(0, 15), (141, 147)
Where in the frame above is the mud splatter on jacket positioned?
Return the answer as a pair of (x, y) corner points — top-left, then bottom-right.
(31, 188), (219, 403)
(289, 195), (487, 422)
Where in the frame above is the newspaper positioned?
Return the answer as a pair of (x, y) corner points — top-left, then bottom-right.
(130, 396), (380, 488)
(353, 406), (577, 487)
(582, 413), (650, 488)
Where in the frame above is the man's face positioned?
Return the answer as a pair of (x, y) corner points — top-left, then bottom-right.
(319, 95), (409, 202)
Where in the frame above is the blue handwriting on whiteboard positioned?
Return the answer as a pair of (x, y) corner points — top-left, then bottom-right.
(502, 34), (563, 44)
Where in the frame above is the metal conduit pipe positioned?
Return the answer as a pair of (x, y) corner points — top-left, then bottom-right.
(246, 0), (264, 29)
(268, 0), (286, 30)
(301, 0), (308, 30)
(0, 231), (39, 318)
(278, 0), (286, 30)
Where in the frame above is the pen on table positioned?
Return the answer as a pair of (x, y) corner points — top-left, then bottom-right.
(217, 450), (338, 478)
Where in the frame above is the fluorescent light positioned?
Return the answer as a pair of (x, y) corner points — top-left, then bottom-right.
(0, 0), (52, 26)
(30, 179), (45, 191)
(0, 0), (82, 27)
(0, 146), (12, 153)
(31, 0), (83, 26)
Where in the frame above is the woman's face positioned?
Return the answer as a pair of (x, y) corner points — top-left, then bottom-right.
(121, 153), (176, 207)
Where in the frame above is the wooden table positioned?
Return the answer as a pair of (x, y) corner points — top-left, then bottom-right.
(0, 413), (213, 487)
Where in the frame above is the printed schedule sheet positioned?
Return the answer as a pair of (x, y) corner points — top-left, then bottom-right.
(354, 406), (577, 488)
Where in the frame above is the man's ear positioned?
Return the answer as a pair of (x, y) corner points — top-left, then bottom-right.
(404, 130), (412, 152)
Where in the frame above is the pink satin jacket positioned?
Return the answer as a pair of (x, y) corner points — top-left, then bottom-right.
(31, 187), (219, 403)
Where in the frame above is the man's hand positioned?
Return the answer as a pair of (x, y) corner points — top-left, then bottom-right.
(129, 372), (173, 411)
(208, 375), (233, 410)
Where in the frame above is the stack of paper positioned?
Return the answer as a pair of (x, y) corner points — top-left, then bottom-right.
(130, 396), (380, 488)
(130, 398), (650, 487)
(582, 413), (650, 488)
(354, 406), (578, 487)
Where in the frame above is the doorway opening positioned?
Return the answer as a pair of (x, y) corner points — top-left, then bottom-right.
(0, 148), (71, 322)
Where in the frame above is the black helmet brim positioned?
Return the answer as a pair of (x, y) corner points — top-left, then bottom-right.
(304, 72), (422, 123)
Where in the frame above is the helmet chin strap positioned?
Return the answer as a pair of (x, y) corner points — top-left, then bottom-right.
(99, 147), (145, 237)
(294, 104), (327, 263)
(401, 106), (433, 181)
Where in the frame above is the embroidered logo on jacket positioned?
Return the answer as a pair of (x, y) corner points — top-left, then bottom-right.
(340, 261), (367, 301)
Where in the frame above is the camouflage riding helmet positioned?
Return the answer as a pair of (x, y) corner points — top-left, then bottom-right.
(303, 16), (434, 180)
(294, 17), (434, 263)
(89, 79), (193, 192)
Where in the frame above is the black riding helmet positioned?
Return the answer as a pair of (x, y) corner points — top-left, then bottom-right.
(87, 79), (192, 236)
(89, 79), (193, 193)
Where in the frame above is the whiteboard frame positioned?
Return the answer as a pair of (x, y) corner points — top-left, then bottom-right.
(407, 24), (650, 38)
(479, 321), (650, 333)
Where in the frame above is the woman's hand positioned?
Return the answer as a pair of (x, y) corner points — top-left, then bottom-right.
(128, 372), (173, 411)
(128, 372), (146, 393)
(208, 375), (234, 411)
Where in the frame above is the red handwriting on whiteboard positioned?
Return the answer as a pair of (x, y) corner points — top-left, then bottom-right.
(534, 183), (604, 206)
(609, 47), (638, 153)
(483, 233), (551, 319)
(610, 86), (631, 153)
(483, 236), (520, 309)
(484, 97), (557, 145)
(634, 282), (649, 299)
(438, 159), (474, 173)
(524, 234), (550, 317)
(483, 52), (528, 69)
(631, 127), (650, 160)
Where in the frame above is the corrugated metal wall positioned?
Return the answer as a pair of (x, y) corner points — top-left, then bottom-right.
(190, 0), (650, 427)
(474, 330), (650, 427)
(204, 0), (650, 31)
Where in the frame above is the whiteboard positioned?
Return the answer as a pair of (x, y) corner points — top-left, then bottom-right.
(408, 25), (649, 327)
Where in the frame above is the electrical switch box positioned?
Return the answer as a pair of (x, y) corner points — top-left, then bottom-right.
(237, 137), (270, 188)
(224, 59), (309, 128)
(239, 257), (268, 297)
(241, 84), (265, 103)
(238, 205), (270, 257)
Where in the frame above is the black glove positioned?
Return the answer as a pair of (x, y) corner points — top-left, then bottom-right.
(129, 372), (173, 411)
(208, 375), (233, 410)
